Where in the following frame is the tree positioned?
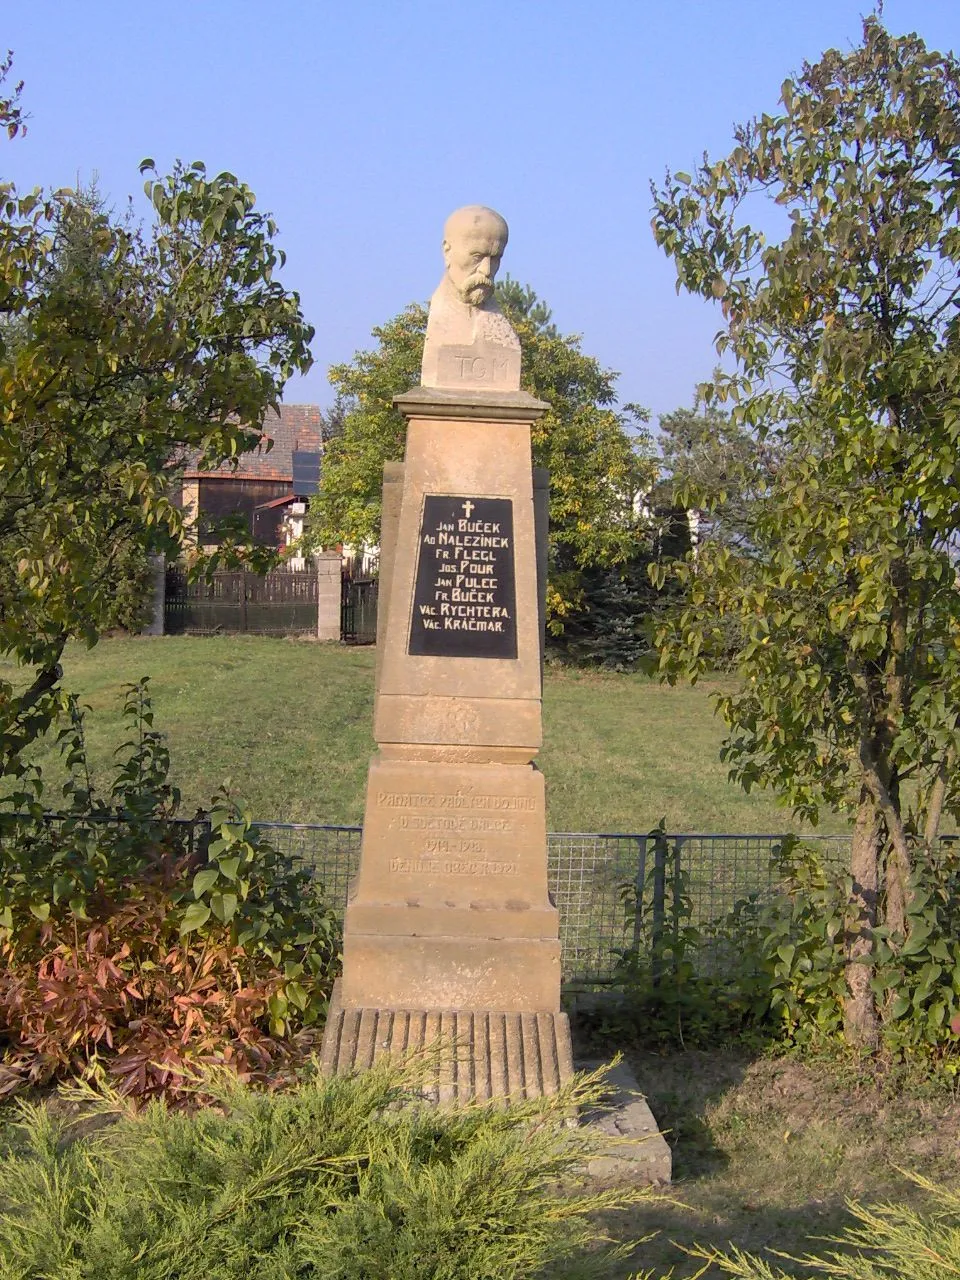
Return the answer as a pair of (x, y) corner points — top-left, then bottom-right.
(1, 60), (314, 775)
(656, 402), (778, 552)
(2, 185), (163, 634)
(650, 17), (960, 1046)
(0, 50), (24, 140)
(652, 402), (781, 665)
(319, 391), (351, 443)
(309, 283), (655, 636)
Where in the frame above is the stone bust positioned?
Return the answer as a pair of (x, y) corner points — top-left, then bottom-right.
(420, 205), (521, 392)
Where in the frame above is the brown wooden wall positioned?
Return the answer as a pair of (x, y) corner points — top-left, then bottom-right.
(198, 477), (291, 545)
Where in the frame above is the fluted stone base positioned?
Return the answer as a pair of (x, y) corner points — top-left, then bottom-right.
(320, 988), (573, 1103)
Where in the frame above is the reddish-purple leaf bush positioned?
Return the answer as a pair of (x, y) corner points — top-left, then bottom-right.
(0, 681), (340, 1101)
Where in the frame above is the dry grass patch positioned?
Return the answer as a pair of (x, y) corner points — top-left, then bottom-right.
(612, 1050), (960, 1277)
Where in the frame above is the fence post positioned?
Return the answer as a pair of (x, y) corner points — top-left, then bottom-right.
(316, 552), (342, 641)
(239, 569), (248, 631)
(672, 835), (686, 979)
(632, 835), (647, 952)
(651, 830), (667, 988)
(142, 554), (166, 636)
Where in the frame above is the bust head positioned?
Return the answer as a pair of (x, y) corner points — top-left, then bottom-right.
(442, 205), (509, 307)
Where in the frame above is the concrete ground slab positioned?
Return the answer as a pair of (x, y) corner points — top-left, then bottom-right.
(577, 1058), (672, 1183)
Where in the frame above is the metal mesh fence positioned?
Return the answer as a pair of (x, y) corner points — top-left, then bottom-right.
(251, 822), (363, 909)
(676, 832), (848, 931)
(251, 823), (853, 987)
(546, 833), (642, 986)
(22, 815), (854, 988)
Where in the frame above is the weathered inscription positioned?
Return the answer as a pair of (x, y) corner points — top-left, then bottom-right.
(408, 496), (517, 659)
(438, 350), (511, 383)
(397, 815), (513, 832)
(436, 343), (521, 388)
(377, 787), (535, 878)
(377, 791), (535, 811)
(390, 858), (518, 876)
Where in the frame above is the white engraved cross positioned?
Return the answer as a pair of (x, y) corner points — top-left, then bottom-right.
(461, 500), (475, 518)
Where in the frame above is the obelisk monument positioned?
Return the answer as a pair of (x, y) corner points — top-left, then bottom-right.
(321, 206), (573, 1100)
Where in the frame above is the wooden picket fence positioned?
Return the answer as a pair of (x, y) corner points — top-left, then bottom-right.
(164, 565), (320, 636)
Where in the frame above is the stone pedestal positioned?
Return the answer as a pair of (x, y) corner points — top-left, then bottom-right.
(321, 385), (573, 1102)
(341, 756), (560, 1012)
(322, 1006), (574, 1102)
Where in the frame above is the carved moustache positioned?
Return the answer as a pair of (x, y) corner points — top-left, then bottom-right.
(460, 273), (494, 305)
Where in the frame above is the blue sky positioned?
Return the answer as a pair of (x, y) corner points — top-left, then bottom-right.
(4, 1), (957, 422)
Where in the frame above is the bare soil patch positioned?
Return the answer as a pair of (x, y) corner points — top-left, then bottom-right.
(612, 1049), (960, 1277)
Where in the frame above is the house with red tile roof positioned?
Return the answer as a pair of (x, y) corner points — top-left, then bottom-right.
(179, 404), (323, 550)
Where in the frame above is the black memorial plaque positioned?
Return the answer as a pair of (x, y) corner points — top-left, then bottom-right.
(408, 495), (518, 659)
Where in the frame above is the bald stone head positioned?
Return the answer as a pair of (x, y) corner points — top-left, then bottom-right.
(442, 205), (509, 307)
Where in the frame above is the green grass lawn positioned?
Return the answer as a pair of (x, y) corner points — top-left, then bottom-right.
(2, 636), (846, 834)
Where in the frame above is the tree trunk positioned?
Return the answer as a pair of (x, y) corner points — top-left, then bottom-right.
(0, 642), (66, 775)
(844, 788), (881, 1050)
(923, 744), (954, 852)
(880, 566), (911, 935)
(884, 833), (911, 939)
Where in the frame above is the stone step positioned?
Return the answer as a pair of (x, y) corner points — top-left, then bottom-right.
(320, 999), (573, 1103)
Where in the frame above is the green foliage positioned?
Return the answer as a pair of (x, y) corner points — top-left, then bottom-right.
(0, 680), (185, 925)
(2, 168), (312, 661)
(729, 840), (960, 1063)
(309, 283), (656, 633)
(606, 830), (960, 1065)
(0, 680), (339, 1097)
(1, 64), (314, 780)
(0, 1059), (651, 1279)
(604, 825), (771, 1049)
(615, 823), (711, 1046)
(650, 17), (960, 1039)
(688, 1171), (960, 1278)
(873, 851), (960, 1054)
(312, 302), (423, 551)
(545, 559), (656, 670)
(546, 504), (691, 670)
(99, 540), (157, 634)
(738, 840), (850, 1048)
(651, 16), (960, 822)
(178, 792), (339, 1036)
(0, 52), (25, 141)
(655, 403), (777, 554)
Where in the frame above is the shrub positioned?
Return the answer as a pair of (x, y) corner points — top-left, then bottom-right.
(0, 879), (300, 1098)
(607, 823), (769, 1049)
(0, 1059), (654, 1280)
(0, 680), (339, 1099)
(740, 837), (850, 1050)
(607, 830), (960, 1068)
(687, 1172), (960, 1278)
(736, 838), (960, 1065)
(102, 541), (158, 634)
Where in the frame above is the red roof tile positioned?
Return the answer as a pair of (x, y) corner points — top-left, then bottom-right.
(182, 405), (323, 482)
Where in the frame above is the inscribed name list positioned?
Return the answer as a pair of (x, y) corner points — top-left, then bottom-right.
(408, 495), (518, 659)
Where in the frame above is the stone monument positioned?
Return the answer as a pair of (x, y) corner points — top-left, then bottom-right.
(321, 206), (573, 1101)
